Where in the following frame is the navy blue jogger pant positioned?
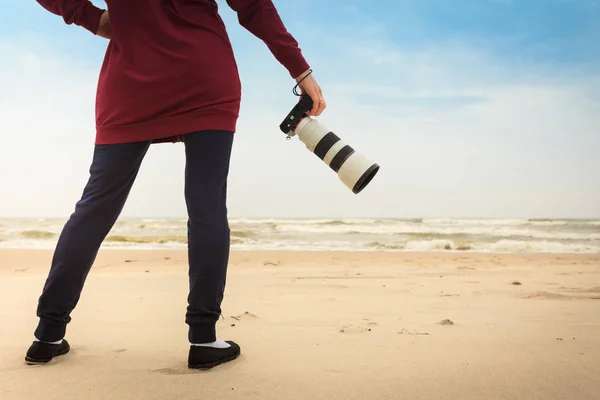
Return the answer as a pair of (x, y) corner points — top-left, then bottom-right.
(34, 130), (234, 344)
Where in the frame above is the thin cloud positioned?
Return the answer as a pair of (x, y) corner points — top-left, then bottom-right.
(0, 4), (598, 218)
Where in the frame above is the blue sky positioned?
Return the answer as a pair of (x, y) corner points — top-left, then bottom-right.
(0, 0), (599, 218)
(3, 0), (598, 67)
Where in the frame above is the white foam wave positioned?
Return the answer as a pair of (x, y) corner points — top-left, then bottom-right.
(1, 217), (599, 254)
(403, 239), (455, 251)
(423, 218), (530, 226)
(376, 239), (600, 254)
(271, 221), (600, 240)
(484, 240), (599, 254)
(528, 220), (569, 226)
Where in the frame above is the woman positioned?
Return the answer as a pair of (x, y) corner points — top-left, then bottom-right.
(26, 0), (326, 370)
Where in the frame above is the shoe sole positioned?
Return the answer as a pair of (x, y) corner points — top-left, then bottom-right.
(25, 345), (71, 365)
(188, 352), (240, 370)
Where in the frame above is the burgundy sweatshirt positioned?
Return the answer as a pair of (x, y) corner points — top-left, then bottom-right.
(36, 0), (310, 144)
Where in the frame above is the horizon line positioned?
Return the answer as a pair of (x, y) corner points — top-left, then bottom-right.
(0, 215), (598, 221)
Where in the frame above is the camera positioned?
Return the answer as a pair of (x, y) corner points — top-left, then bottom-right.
(279, 94), (380, 194)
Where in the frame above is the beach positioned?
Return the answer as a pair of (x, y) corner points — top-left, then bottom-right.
(0, 248), (598, 400)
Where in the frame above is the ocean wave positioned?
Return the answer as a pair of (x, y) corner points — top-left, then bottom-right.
(423, 218), (530, 226)
(23, 218), (595, 240)
(272, 222), (600, 240)
(365, 240), (473, 251)
(20, 230), (56, 239)
(105, 235), (188, 244)
(365, 241), (405, 250)
(273, 223), (408, 235)
(1, 236), (598, 253)
(1, 217), (599, 254)
(527, 219), (569, 226)
(401, 240), (473, 252)
(103, 235), (247, 246)
(230, 230), (255, 238)
(485, 240), (599, 254)
(231, 218), (377, 225)
(365, 239), (599, 253)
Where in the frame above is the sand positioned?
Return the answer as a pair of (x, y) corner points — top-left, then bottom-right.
(0, 249), (599, 400)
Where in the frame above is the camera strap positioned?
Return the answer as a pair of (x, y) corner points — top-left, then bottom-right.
(292, 69), (313, 96)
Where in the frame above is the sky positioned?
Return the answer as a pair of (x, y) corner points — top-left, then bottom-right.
(0, 0), (599, 219)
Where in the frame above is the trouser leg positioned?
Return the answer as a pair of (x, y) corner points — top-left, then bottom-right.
(34, 141), (151, 342)
(183, 130), (234, 343)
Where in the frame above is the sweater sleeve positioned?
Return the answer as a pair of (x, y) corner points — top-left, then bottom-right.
(36, 0), (105, 35)
(225, 0), (310, 79)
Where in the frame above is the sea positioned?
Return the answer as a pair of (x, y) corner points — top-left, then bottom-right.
(0, 217), (599, 254)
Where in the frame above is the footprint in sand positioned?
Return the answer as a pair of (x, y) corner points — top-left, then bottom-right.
(522, 291), (570, 300)
(560, 287), (600, 300)
(440, 291), (460, 297)
(155, 359), (241, 375)
(559, 286), (600, 294)
(339, 325), (372, 333)
(263, 261), (281, 266)
(227, 311), (258, 322)
(340, 319), (378, 333)
(399, 329), (430, 336)
(154, 366), (204, 376)
(522, 289), (600, 300)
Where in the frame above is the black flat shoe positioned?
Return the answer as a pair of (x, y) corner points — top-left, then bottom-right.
(25, 339), (71, 365)
(188, 341), (241, 370)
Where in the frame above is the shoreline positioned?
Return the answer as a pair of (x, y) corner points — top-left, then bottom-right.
(2, 247), (600, 255)
(4, 247), (600, 257)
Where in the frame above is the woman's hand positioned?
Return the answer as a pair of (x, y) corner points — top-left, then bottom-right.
(295, 69), (326, 116)
(96, 11), (111, 39)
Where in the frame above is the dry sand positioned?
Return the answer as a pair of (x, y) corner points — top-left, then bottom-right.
(0, 249), (599, 400)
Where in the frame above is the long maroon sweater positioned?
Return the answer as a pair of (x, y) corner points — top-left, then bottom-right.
(36, 0), (310, 144)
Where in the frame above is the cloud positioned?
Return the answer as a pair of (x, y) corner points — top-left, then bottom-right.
(0, 8), (599, 219)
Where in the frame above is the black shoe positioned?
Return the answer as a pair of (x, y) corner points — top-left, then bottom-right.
(188, 341), (241, 370)
(25, 339), (71, 365)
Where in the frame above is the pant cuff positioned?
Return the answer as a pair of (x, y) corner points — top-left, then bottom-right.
(188, 323), (217, 343)
(34, 318), (66, 342)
